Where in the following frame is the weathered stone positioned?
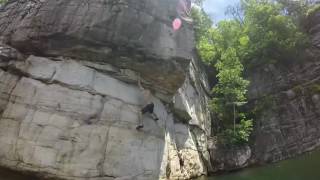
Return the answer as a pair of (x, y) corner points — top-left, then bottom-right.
(247, 10), (320, 165)
(0, 43), (23, 62)
(0, 0), (212, 179)
(0, 0), (195, 93)
(210, 145), (251, 172)
(0, 69), (20, 113)
(173, 58), (212, 134)
(12, 55), (143, 105)
(307, 10), (320, 48)
(0, 54), (210, 180)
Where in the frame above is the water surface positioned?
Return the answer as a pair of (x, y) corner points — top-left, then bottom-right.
(2, 150), (320, 180)
(203, 150), (320, 180)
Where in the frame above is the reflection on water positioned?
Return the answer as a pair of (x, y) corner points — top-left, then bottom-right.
(201, 150), (320, 180)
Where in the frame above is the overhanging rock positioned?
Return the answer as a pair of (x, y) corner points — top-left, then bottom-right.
(0, 0), (195, 93)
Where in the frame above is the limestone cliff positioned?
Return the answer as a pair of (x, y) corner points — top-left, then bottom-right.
(0, 0), (212, 180)
(248, 10), (320, 163)
(0, 0), (194, 93)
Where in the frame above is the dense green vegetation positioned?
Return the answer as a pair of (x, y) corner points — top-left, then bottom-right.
(307, 3), (320, 17)
(192, 0), (317, 145)
(0, 0), (7, 5)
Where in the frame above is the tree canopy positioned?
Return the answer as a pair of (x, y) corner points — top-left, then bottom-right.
(194, 0), (310, 68)
(0, 0), (7, 5)
(192, 0), (315, 145)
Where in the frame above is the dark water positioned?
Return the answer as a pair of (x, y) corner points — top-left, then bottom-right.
(201, 150), (320, 180)
(1, 151), (320, 180)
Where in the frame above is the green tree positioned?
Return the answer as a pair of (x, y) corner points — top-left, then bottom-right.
(276, 0), (319, 21)
(195, 0), (309, 67)
(191, 7), (215, 64)
(241, 0), (309, 66)
(220, 116), (253, 145)
(211, 48), (249, 122)
(0, 0), (7, 5)
(193, 0), (205, 6)
(192, 0), (311, 145)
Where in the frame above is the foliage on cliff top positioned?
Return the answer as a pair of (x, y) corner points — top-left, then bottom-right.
(0, 0), (7, 5)
(192, 0), (315, 145)
(306, 4), (320, 17)
(194, 0), (310, 68)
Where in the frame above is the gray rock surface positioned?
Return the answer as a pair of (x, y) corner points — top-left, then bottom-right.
(210, 144), (251, 172)
(247, 10), (320, 163)
(248, 60), (320, 163)
(0, 0), (212, 179)
(0, 50), (211, 180)
(0, 0), (195, 93)
(308, 10), (320, 48)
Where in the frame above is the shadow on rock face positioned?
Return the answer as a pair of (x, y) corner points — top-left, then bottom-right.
(0, 167), (42, 180)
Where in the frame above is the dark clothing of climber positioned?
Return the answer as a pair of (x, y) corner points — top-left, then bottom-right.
(141, 103), (155, 114)
(136, 76), (158, 130)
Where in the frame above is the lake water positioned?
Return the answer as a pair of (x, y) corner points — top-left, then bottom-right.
(201, 150), (320, 180)
(1, 150), (320, 180)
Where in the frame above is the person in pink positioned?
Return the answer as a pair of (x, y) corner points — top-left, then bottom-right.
(173, 0), (193, 31)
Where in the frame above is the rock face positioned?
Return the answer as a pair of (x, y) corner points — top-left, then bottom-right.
(308, 9), (320, 48)
(248, 10), (320, 163)
(0, 47), (211, 180)
(0, 1), (212, 180)
(0, 0), (194, 93)
(210, 144), (251, 172)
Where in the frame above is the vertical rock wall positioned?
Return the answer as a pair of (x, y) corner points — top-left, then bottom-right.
(0, 0), (212, 179)
(248, 10), (320, 163)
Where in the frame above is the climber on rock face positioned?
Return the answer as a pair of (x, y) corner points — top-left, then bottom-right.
(136, 75), (159, 130)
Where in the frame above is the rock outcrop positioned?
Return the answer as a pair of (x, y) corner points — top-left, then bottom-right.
(210, 144), (251, 172)
(0, 0), (194, 94)
(248, 10), (320, 163)
(0, 0), (211, 180)
(308, 7), (320, 48)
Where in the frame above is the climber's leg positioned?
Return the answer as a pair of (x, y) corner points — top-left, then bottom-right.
(150, 112), (159, 121)
(136, 111), (144, 130)
(137, 103), (159, 130)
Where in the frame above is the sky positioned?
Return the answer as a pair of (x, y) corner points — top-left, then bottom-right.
(203, 0), (240, 22)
